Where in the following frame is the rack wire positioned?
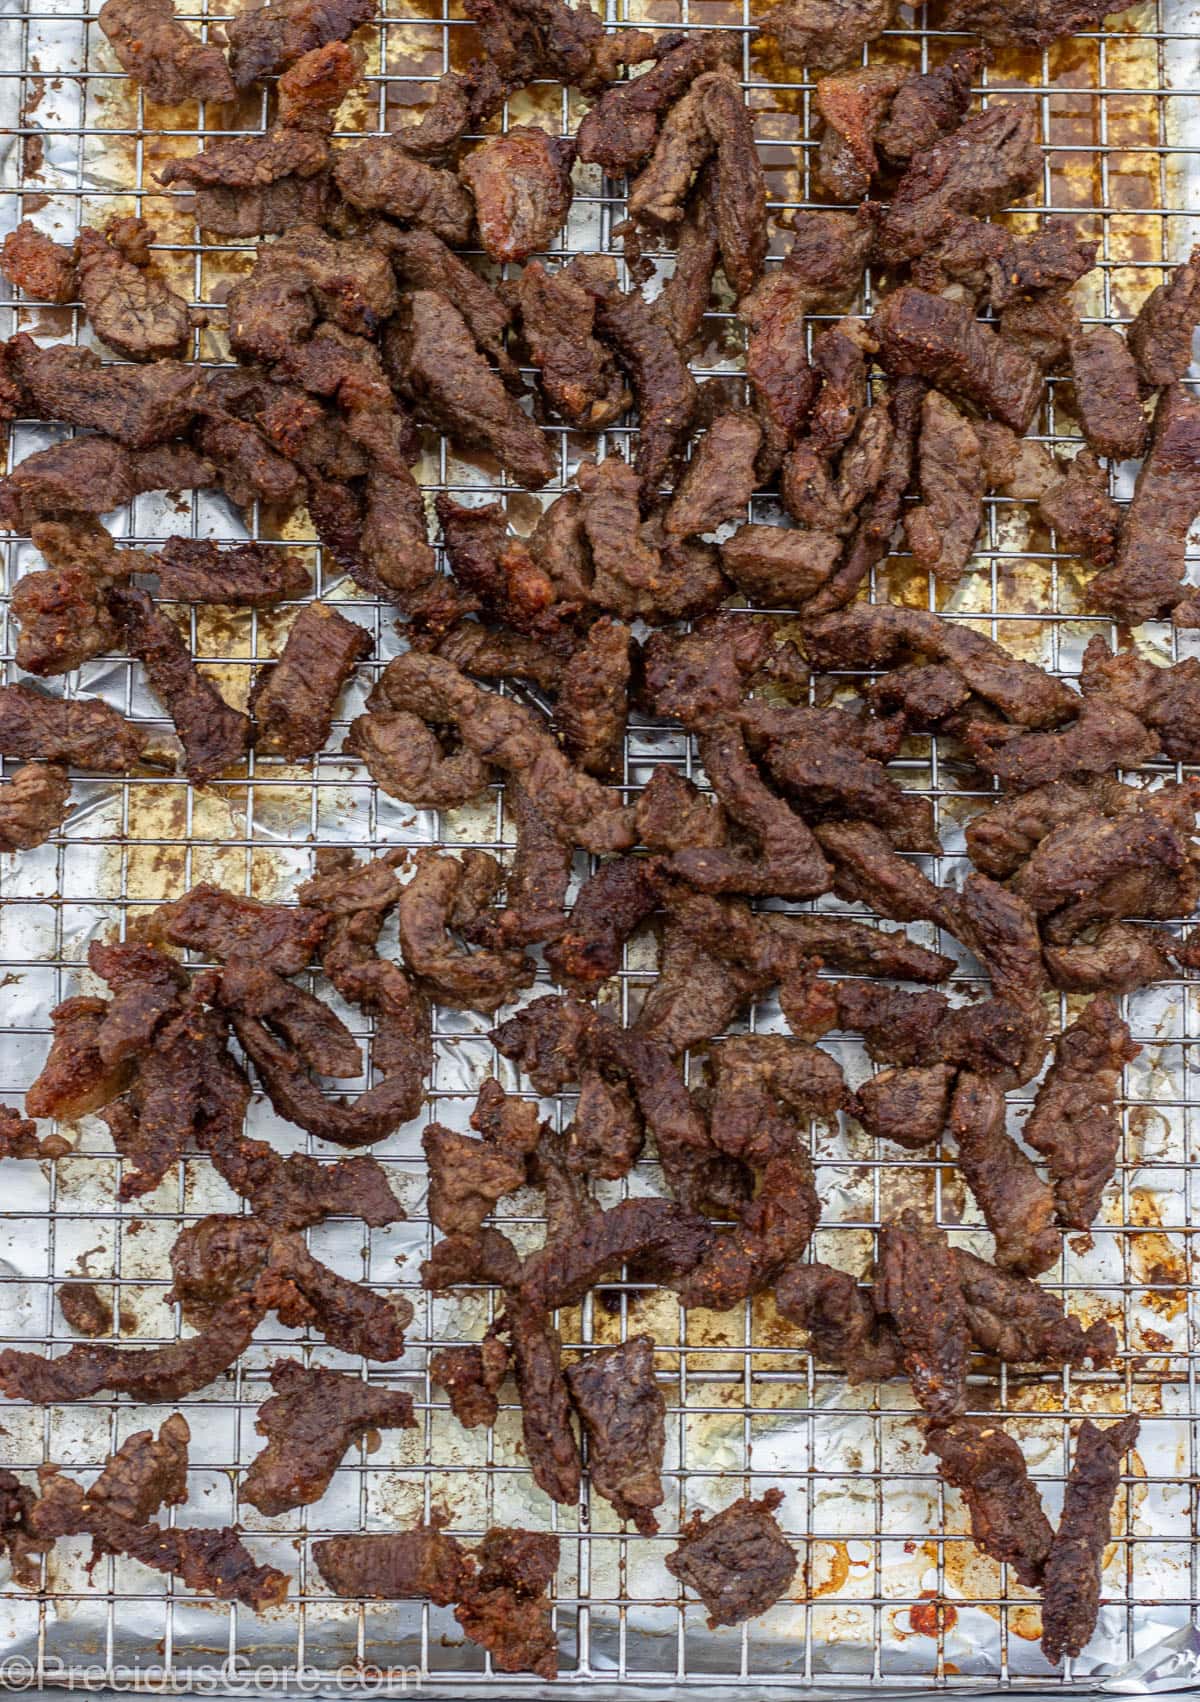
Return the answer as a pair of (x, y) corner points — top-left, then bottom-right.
(0, 0), (1199, 1691)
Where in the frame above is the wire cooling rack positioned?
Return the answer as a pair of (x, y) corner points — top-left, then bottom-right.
(1, 0), (1200, 1692)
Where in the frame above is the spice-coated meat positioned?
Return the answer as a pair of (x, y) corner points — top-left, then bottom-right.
(152, 536), (310, 606)
(501, 1297), (581, 1506)
(813, 819), (952, 927)
(225, 0), (373, 86)
(0, 223), (76, 302)
(1044, 922), (1176, 996)
(882, 105), (1041, 262)
(939, 0), (1136, 45)
(9, 532), (127, 679)
(876, 47), (980, 162)
(156, 125), (334, 238)
(707, 1035), (847, 1166)
(251, 601), (371, 762)
(453, 1525), (561, 1679)
(516, 260), (629, 430)
(874, 286), (1042, 433)
(422, 1124), (526, 1236)
(675, 1149), (821, 1310)
(430, 1337), (510, 1428)
(397, 849), (534, 1014)
(520, 1196), (716, 1310)
(565, 1336), (665, 1533)
(665, 1490), (797, 1628)
(651, 167), (721, 349)
(313, 1523), (474, 1603)
(924, 1419), (1053, 1588)
(1041, 1417), (1140, 1665)
(0, 762), (70, 852)
(839, 981), (1045, 1090)
(544, 854), (657, 990)
(757, 0), (891, 74)
(965, 773), (1137, 879)
(950, 1072), (1059, 1277)
(57, 1282), (114, 1337)
(334, 139), (473, 244)
(719, 525), (841, 605)
(0, 439), (215, 530)
(1080, 635), (1200, 763)
(1088, 386), (1200, 623)
(774, 1261), (903, 1381)
(1068, 327), (1146, 461)
(1128, 244), (1200, 389)
(854, 1063), (955, 1150)
(242, 1360), (416, 1516)
(461, 127), (576, 264)
(556, 617), (633, 780)
(702, 67), (768, 297)
(876, 1215), (968, 1422)
(25, 995), (133, 1122)
(576, 30), (736, 174)
(87, 940), (187, 1066)
(563, 1070), (643, 1180)
(953, 1248), (1117, 1368)
(276, 38), (362, 129)
(7, 337), (199, 449)
(375, 223), (515, 383)
(472, 783), (569, 949)
(1037, 448), (1120, 566)
(207, 958), (360, 1077)
(665, 412), (762, 539)
(74, 223), (191, 363)
(98, 0), (236, 102)
(141, 882), (327, 972)
(904, 389), (985, 582)
(576, 453), (724, 621)
(814, 65), (905, 200)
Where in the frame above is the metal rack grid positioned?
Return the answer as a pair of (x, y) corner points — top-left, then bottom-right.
(0, 0), (1199, 1691)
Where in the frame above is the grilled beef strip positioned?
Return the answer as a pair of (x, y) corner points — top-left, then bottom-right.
(1041, 1417), (1140, 1665)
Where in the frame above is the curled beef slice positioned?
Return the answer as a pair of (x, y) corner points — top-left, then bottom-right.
(110, 587), (250, 784)
(905, 389), (984, 582)
(225, 0), (373, 86)
(876, 47), (980, 163)
(1129, 245), (1200, 390)
(775, 1260), (903, 1381)
(242, 1360), (415, 1517)
(314, 1524), (473, 1603)
(802, 603), (1079, 728)
(204, 1125), (405, 1230)
(516, 260), (629, 430)
(628, 77), (715, 230)
(98, 0), (235, 102)
(141, 882), (326, 972)
(874, 287), (1042, 434)
(565, 1335), (665, 1533)
(1022, 995), (1135, 1232)
(576, 31), (735, 175)
(665, 412), (762, 539)
(675, 1150), (821, 1311)
(27, 996), (133, 1122)
(757, 0), (891, 74)
(556, 617), (632, 780)
(925, 1419), (1053, 1589)
(334, 140), (472, 244)
(666, 1491), (797, 1628)
(854, 1064), (955, 1149)
(1041, 1417), (1140, 1665)
(883, 105), (1041, 263)
(461, 127), (575, 263)
(0, 222), (76, 302)
(210, 958), (360, 1078)
(373, 651), (635, 853)
(0, 763), (70, 852)
(965, 774), (1138, 879)
(950, 1072), (1059, 1278)
(1081, 634), (1200, 764)
(519, 1195), (715, 1311)
(388, 291), (554, 488)
(564, 1071), (642, 1180)
(473, 782), (569, 949)
(430, 1338), (510, 1429)
(707, 1035), (847, 1166)
(74, 224), (191, 363)
(545, 854), (657, 990)
(953, 1247), (1116, 1368)
(8, 337), (199, 449)
(1068, 328), (1147, 461)
(875, 1215), (968, 1422)
(1045, 922), (1175, 996)
(1088, 385), (1200, 624)
(502, 1298), (581, 1506)
(964, 700), (1158, 791)
(422, 1124), (526, 1235)
(252, 602), (371, 762)
(397, 850), (534, 1015)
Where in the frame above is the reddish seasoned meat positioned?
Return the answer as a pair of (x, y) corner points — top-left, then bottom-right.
(877, 47), (980, 163)
(430, 1337), (510, 1429)
(950, 1072), (1059, 1278)
(707, 1035), (847, 1165)
(8, 339), (201, 449)
(904, 389), (984, 582)
(397, 850), (533, 1015)
(556, 618), (633, 780)
(577, 31), (735, 174)
(1041, 1417), (1140, 1665)
(110, 587), (250, 784)
(882, 105), (1040, 263)
(461, 127), (575, 263)
(939, 0), (1136, 46)
(58, 1282), (114, 1337)
(701, 67), (768, 297)
(334, 140), (473, 244)
(26, 996), (132, 1122)
(1081, 635), (1200, 764)
(665, 412), (762, 539)
(965, 774), (1136, 879)
(519, 1195), (715, 1311)
(565, 1336), (665, 1533)
(0, 1470), (47, 1589)
(433, 495), (573, 641)
(0, 437), (215, 529)
(87, 940), (187, 1066)
(98, 0), (236, 102)
(1129, 245), (1200, 389)
(719, 525), (840, 605)
(925, 1419), (1053, 1589)
(423, 1123), (526, 1235)
(1038, 448), (1120, 566)
(1068, 327), (1146, 461)
(675, 1150), (820, 1311)
(277, 38), (361, 129)
(314, 1523), (473, 1603)
(666, 1491), (797, 1627)
(876, 1216), (968, 1422)
(1088, 387), (1200, 623)
(206, 958), (360, 1078)
(11, 518), (131, 676)
(953, 1247), (1116, 1368)
(230, 228), (397, 356)
(74, 224), (190, 363)
(1045, 923), (1175, 996)
(454, 1526), (560, 1679)
(155, 123), (334, 238)
(1, 223), (76, 302)
(0, 1107), (67, 1159)
(0, 761), (69, 852)
(251, 602), (371, 762)
(516, 261), (629, 430)
(545, 855), (657, 990)
(474, 783), (569, 949)
(757, 0), (891, 73)
(874, 286), (1042, 433)
(814, 65), (904, 200)
(242, 1360), (415, 1516)
(964, 700), (1158, 791)
(225, 0), (373, 86)
(1023, 996), (1135, 1232)
(803, 602), (1079, 728)
(854, 1064), (955, 1150)
(142, 882), (325, 971)
(501, 1297), (580, 1506)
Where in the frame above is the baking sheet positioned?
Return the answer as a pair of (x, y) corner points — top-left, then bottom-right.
(1, 0), (1200, 1690)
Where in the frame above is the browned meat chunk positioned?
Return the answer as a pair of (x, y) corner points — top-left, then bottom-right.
(876, 1215), (968, 1422)
(577, 454), (724, 621)
(461, 127), (575, 263)
(277, 38), (361, 129)
(98, 0), (236, 102)
(707, 1035), (847, 1165)
(142, 883), (325, 971)
(430, 1337), (510, 1428)
(874, 286), (1042, 433)
(454, 1526), (560, 1679)
(75, 224), (190, 363)
(1068, 327), (1146, 461)
(953, 1247), (1116, 1368)
(314, 1523), (473, 1603)
(939, 0), (1136, 46)
(877, 47), (980, 163)
(1088, 386), (1200, 623)
(925, 1418), (1053, 1589)
(904, 389), (984, 581)
(516, 261), (628, 430)
(1081, 635), (1200, 763)
(882, 105), (1040, 262)
(225, 0), (372, 86)
(398, 849), (533, 1014)
(501, 1297), (580, 1505)
(251, 602), (371, 762)
(556, 617), (632, 779)
(814, 65), (904, 200)
(565, 1336), (665, 1533)
(545, 854), (657, 990)
(965, 774), (1136, 878)
(963, 700), (1157, 792)
(666, 1491), (797, 1627)
(155, 124), (333, 238)
(57, 1282), (114, 1338)
(560, 1071), (642, 1180)
(757, 0), (891, 73)
(151, 536), (309, 605)
(345, 707), (490, 809)
(1129, 245), (1200, 389)
(0, 438), (215, 530)
(1023, 995), (1135, 1232)
(375, 223), (514, 379)
(26, 996), (132, 1122)
(423, 1123), (526, 1235)
(1037, 448), (1120, 565)
(854, 1064), (955, 1149)
(675, 1150), (820, 1310)
(665, 412), (762, 539)
(242, 1360), (415, 1516)
(11, 518), (131, 676)
(628, 76), (715, 229)
(0, 762), (69, 852)
(519, 1193), (715, 1311)
(719, 525), (840, 605)
(110, 586), (250, 783)
(206, 958), (359, 1077)
(334, 140), (473, 244)
(814, 819), (952, 929)
(775, 1261), (903, 1380)
(576, 31), (734, 174)
(87, 940), (186, 1066)
(951, 1072), (1058, 1277)
(1041, 1417), (1140, 1665)
(1045, 923), (1175, 995)
(0, 223), (76, 302)
(702, 68), (768, 297)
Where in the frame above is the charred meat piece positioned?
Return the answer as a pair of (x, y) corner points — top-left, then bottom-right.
(0, 438), (215, 530)
(110, 587), (250, 784)
(1088, 386), (1200, 624)
(26, 996), (133, 1122)
(1068, 328), (1146, 461)
(666, 1491), (797, 1628)
(954, 1247), (1116, 1368)
(905, 389), (984, 582)
(675, 1149), (821, 1311)
(876, 47), (980, 163)
(1037, 449), (1120, 566)
(98, 0), (236, 103)
(7, 338), (200, 449)
(398, 849), (533, 1015)
(757, 0), (891, 74)
(516, 261), (629, 430)
(775, 1260), (903, 1381)
(491, 991), (596, 1094)
(501, 1297), (580, 1506)
(151, 536), (309, 606)
(205, 1120), (404, 1230)
(75, 224), (191, 363)
(242, 1360), (415, 1516)
(225, 0), (373, 86)
(454, 1525), (560, 1680)
(334, 140), (473, 245)
(388, 291), (554, 487)
(719, 525), (841, 606)
(1081, 635), (1200, 764)
(1023, 995), (1135, 1232)
(925, 1419), (1053, 1589)
(883, 105), (1041, 263)
(803, 603), (1079, 728)
(0, 1109), (65, 1161)
(556, 617), (633, 780)
(665, 412), (762, 539)
(815, 65), (904, 200)
(576, 31), (735, 175)
(1129, 245), (1200, 390)
(422, 1123), (526, 1235)
(251, 602), (371, 762)
(0, 1470), (47, 1589)
(142, 882), (326, 972)
(228, 227), (398, 357)
(11, 517), (130, 676)
(707, 1035), (848, 1165)
(876, 1215), (968, 1422)
(545, 854), (657, 990)
(58, 1282), (115, 1337)
(635, 765), (727, 853)
(874, 286), (1042, 434)
(565, 1335), (665, 1533)
(965, 774), (1137, 879)
(854, 1064), (955, 1149)
(87, 940), (187, 1066)
(475, 783), (569, 949)
(461, 127), (575, 263)
(652, 169), (721, 350)
(206, 958), (360, 1078)
(314, 1522), (473, 1603)
(155, 125), (333, 239)
(701, 67), (768, 297)
(0, 223), (76, 302)
(0, 762), (70, 852)
(1041, 1417), (1140, 1665)
(519, 1194), (715, 1311)
(964, 700), (1158, 791)
(430, 1337), (510, 1429)
(950, 1072), (1059, 1278)
(433, 495), (575, 642)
